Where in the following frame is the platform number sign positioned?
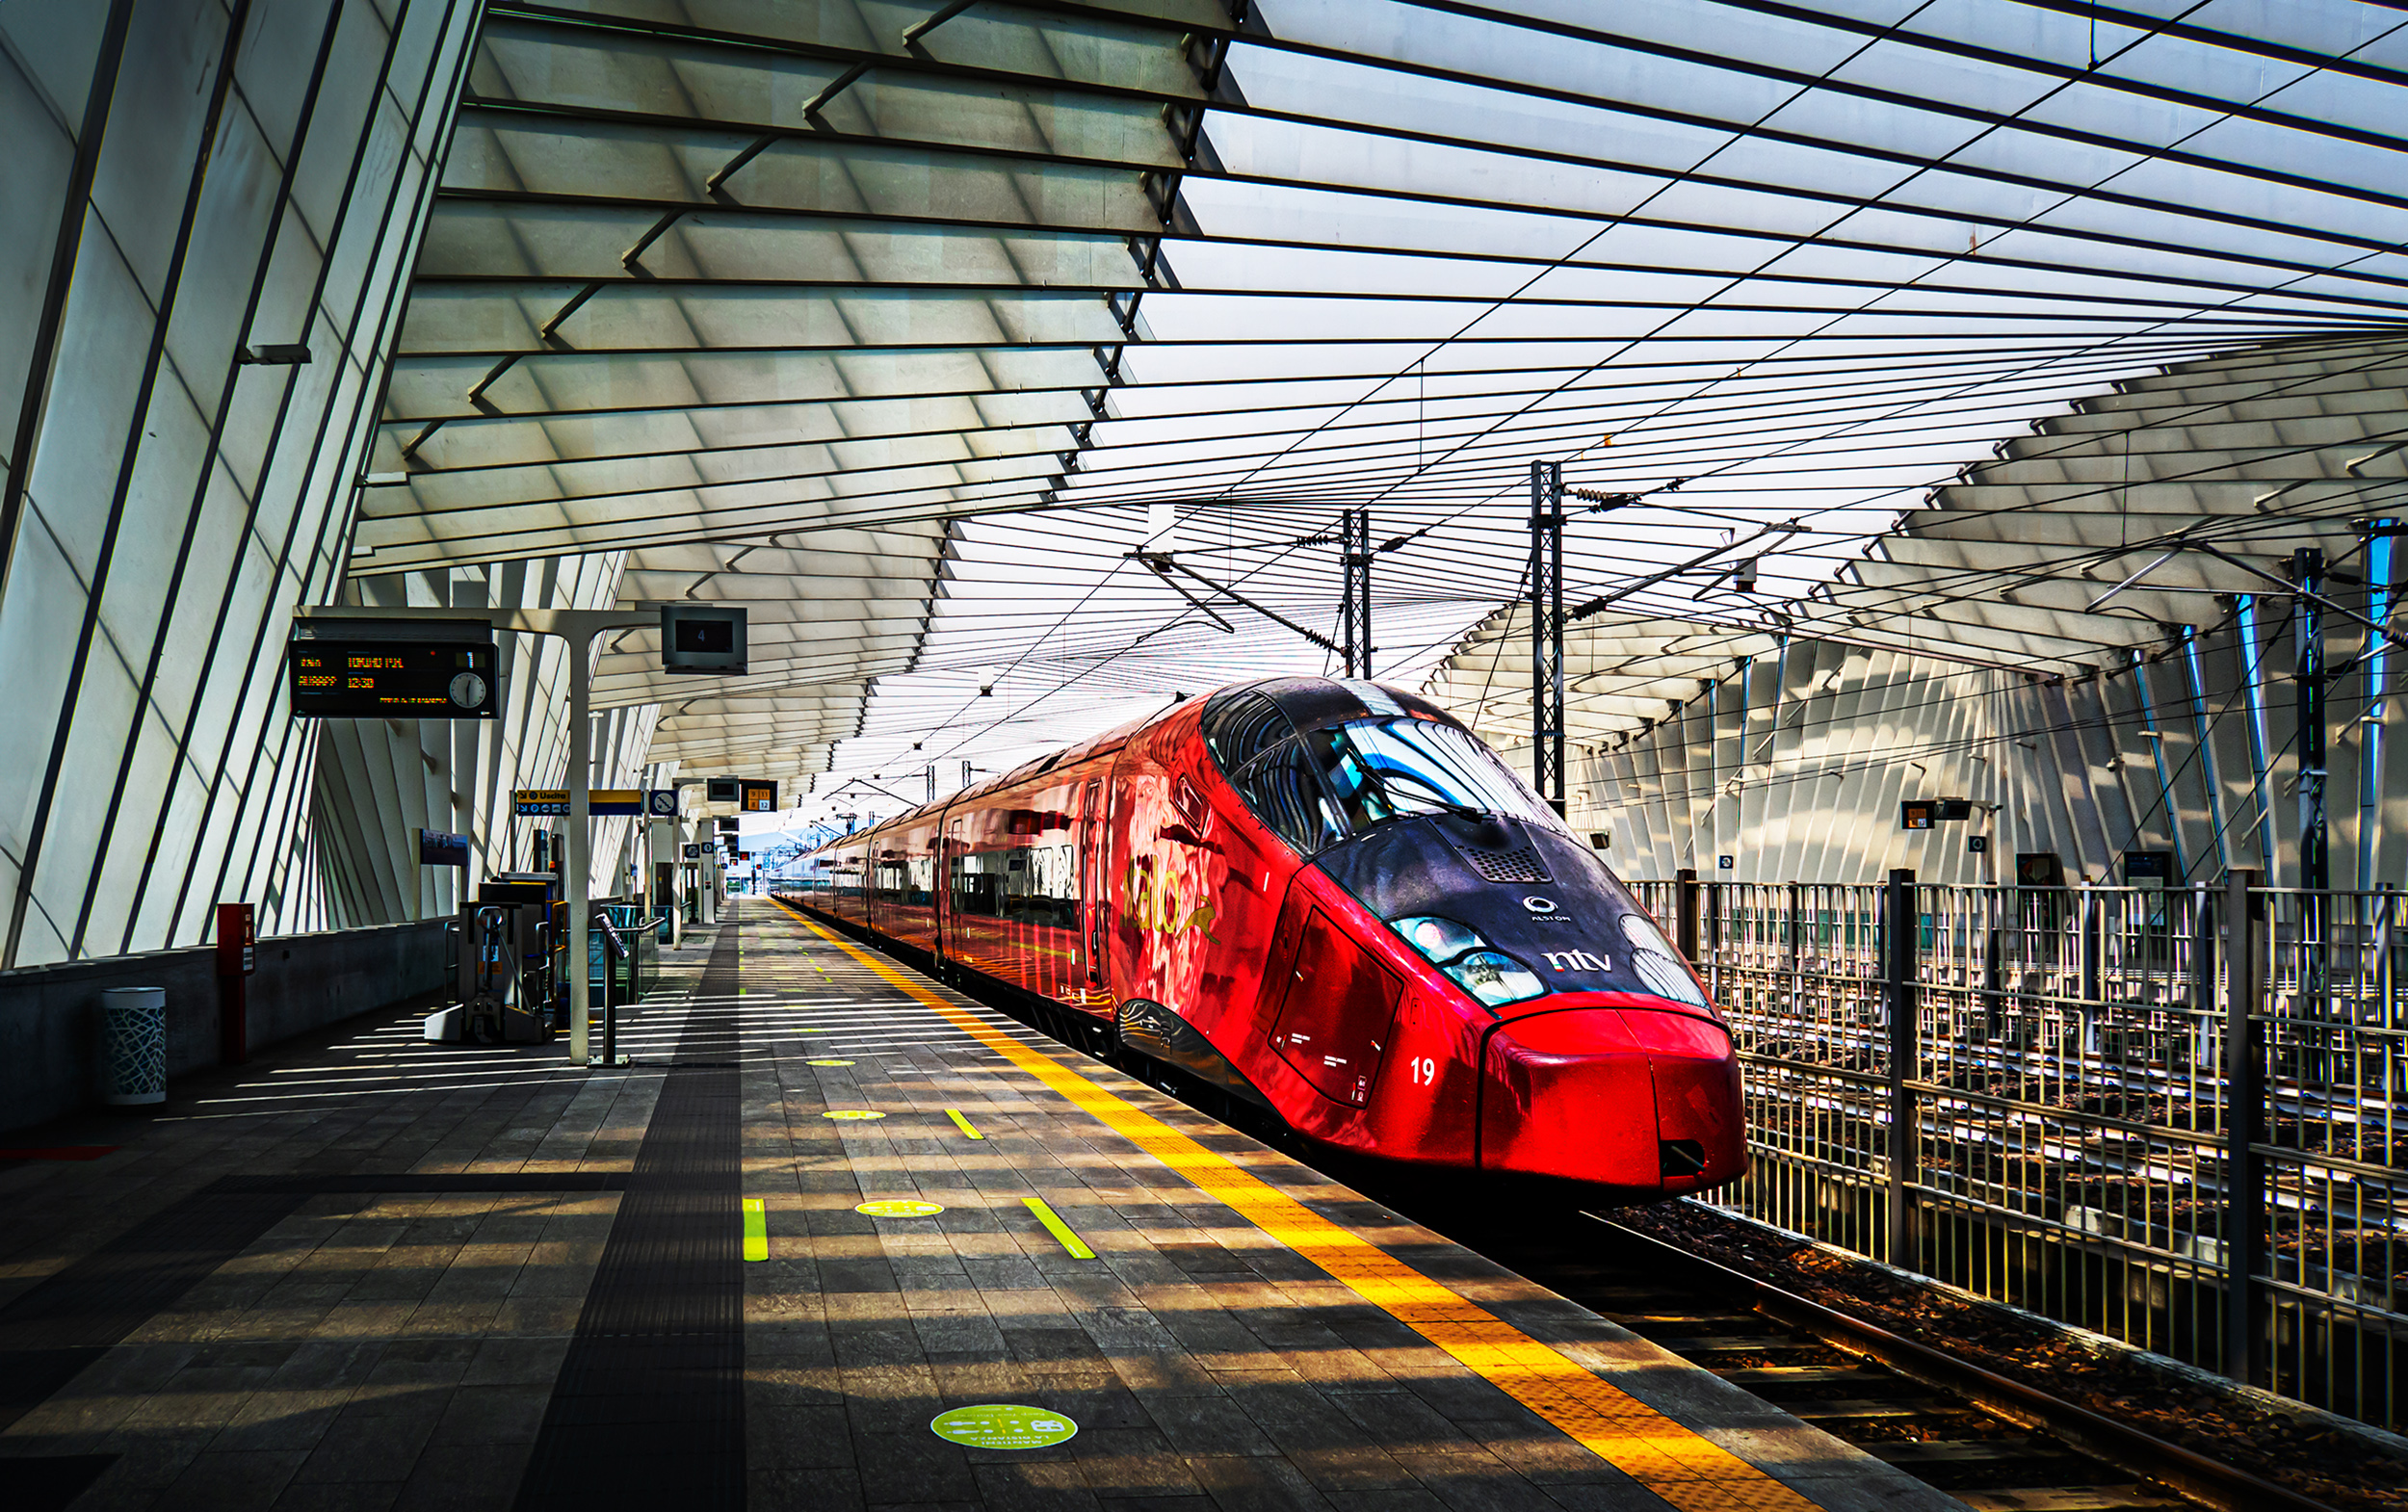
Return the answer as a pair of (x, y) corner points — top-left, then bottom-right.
(660, 604), (747, 673)
(1899, 799), (1936, 831)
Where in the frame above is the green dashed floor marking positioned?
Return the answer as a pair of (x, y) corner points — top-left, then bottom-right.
(1023, 1196), (1094, 1260)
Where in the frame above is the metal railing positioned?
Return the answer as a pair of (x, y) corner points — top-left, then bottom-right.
(1631, 872), (2408, 1430)
(604, 902), (673, 946)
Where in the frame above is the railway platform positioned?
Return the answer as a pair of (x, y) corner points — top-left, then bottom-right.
(0, 899), (1958, 1512)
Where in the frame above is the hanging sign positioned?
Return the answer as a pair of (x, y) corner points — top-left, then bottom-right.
(288, 632), (496, 718)
(514, 789), (648, 818)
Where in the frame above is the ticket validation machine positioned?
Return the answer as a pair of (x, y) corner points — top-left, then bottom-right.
(215, 902), (255, 1064)
(427, 881), (556, 1045)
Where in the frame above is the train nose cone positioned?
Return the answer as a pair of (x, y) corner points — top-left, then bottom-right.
(1477, 1007), (1745, 1196)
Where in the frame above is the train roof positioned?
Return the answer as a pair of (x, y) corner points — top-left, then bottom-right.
(1208, 676), (1456, 734)
(800, 676), (1445, 857)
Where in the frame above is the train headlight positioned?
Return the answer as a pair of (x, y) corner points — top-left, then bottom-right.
(1618, 913), (1710, 1008)
(1391, 915), (1486, 963)
(1444, 951), (1547, 1007)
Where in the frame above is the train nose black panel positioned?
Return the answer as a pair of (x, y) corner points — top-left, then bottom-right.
(1312, 814), (1644, 1002)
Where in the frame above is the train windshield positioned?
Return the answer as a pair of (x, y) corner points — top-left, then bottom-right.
(1306, 718), (1558, 831)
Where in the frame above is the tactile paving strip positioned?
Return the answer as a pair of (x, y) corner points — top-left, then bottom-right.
(514, 921), (746, 1510)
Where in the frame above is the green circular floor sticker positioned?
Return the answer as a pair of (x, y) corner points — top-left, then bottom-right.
(856, 1199), (945, 1217)
(822, 1109), (886, 1121)
(929, 1403), (1078, 1450)
(804, 1058), (854, 1066)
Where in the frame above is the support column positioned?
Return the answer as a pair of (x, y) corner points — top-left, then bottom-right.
(567, 640), (591, 1065)
(1530, 461), (1566, 816)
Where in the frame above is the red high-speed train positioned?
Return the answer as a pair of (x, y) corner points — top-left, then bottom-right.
(780, 677), (1742, 1200)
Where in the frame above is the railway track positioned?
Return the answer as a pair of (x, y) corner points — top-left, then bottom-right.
(1377, 1198), (2342, 1512)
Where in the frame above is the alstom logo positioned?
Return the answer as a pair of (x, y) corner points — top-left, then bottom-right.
(1542, 949), (1610, 973)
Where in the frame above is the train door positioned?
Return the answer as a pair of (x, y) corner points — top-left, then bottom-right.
(1077, 778), (1107, 993)
(941, 816), (962, 965)
(1268, 904), (1402, 1107)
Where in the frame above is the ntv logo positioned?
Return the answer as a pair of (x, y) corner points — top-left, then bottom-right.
(1541, 949), (1610, 973)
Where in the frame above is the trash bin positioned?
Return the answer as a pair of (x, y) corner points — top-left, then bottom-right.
(101, 986), (168, 1107)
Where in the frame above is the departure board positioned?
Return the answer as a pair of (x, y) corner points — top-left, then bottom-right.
(288, 638), (497, 718)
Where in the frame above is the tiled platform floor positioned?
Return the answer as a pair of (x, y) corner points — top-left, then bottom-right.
(0, 899), (1962, 1512)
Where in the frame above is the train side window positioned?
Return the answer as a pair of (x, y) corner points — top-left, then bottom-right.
(1000, 842), (1078, 928)
(950, 851), (1004, 917)
(1202, 691), (1293, 774)
(1235, 738), (1345, 855)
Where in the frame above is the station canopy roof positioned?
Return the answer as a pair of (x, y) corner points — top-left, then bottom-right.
(361, 1), (2408, 791)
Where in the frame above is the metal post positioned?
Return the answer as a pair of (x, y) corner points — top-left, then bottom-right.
(1341, 507), (1372, 679)
(1530, 461), (1566, 816)
(600, 921), (615, 1067)
(1788, 879), (1804, 1021)
(1886, 867), (1920, 1266)
(2222, 867), (2267, 1386)
(1675, 867), (1700, 962)
(2294, 549), (2329, 1010)
(2295, 548), (2327, 893)
(1982, 893), (2004, 1041)
(2081, 882), (2102, 1006)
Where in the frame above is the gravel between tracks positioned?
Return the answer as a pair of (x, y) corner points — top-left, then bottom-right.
(1610, 1201), (2408, 1512)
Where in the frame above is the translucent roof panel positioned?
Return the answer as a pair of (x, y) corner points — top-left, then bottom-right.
(371, 0), (1208, 776)
(368, 0), (2408, 803)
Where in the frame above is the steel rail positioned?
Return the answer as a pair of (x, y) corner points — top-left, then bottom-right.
(1588, 1212), (2348, 1512)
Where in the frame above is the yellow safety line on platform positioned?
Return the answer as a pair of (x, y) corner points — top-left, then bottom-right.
(743, 1197), (768, 1262)
(1023, 1196), (1095, 1259)
(771, 899), (1814, 1512)
(946, 1108), (984, 1139)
